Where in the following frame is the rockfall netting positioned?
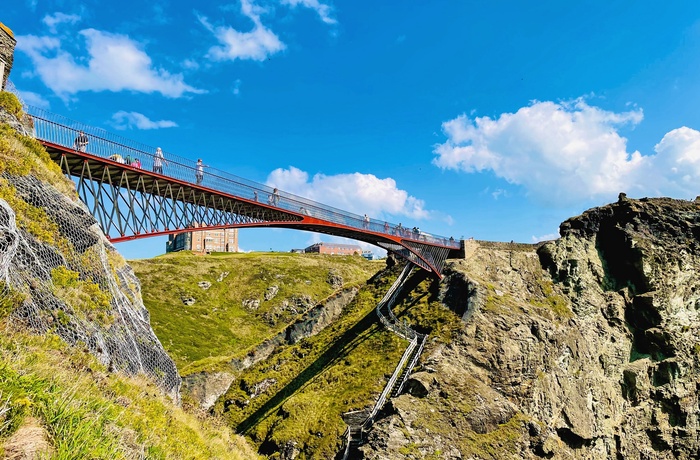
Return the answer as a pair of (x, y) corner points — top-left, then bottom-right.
(0, 170), (181, 400)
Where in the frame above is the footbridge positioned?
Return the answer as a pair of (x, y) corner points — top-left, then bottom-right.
(26, 107), (462, 277)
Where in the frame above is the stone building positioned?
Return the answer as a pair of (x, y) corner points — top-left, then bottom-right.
(166, 223), (239, 254)
(0, 22), (16, 90)
(304, 242), (362, 256)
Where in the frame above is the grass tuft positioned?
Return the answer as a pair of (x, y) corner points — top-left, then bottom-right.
(0, 323), (260, 459)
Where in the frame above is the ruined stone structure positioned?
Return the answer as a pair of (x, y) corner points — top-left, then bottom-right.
(0, 22), (16, 90)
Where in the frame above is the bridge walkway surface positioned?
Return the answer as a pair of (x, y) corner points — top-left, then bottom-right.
(23, 106), (463, 277)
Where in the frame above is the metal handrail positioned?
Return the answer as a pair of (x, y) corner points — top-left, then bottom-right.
(338, 264), (427, 457)
(362, 336), (417, 431)
(393, 334), (427, 397)
(21, 104), (460, 250)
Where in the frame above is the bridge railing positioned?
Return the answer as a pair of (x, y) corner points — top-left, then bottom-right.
(25, 106), (460, 249)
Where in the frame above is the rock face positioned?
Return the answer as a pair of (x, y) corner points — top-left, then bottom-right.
(361, 197), (700, 459)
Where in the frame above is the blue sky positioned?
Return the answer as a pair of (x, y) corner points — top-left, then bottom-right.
(6, 1), (700, 259)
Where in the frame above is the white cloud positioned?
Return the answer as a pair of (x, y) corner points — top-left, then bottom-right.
(181, 58), (199, 70)
(531, 232), (559, 243)
(433, 99), (650, 205)
(266, 166), (432, 220)
(112, 111), (178, 130)
(16, 90), (50, 109)
(281, 0), (337, 25)
(17, 29), (204, 98)
(649, 127), (700, 196)
(434, 98), (700, 205)
(199, 0), (285, 62)
(232, 79), (242, 95)
(42, 12), (81, 33)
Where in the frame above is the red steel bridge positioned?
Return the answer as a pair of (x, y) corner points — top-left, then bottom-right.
(27, 107), (463, 277)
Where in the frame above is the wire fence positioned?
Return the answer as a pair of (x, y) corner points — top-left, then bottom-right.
(19, 103), (460, 250)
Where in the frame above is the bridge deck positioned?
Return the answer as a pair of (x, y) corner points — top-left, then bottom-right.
(28, 107), (462, 276)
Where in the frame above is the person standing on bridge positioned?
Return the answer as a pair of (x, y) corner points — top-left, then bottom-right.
(195, 159), (208, 185)
(153, 147), (167, 174)
(363, 214), (370, 229)
(74, 131), (88, 152)
(272, 188), (280, 206)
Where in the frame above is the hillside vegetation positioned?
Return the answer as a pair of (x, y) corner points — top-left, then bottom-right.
(130, 251), (382, 373)
(215, 264), (409, 458)
(135, 249), (467, 458)
(0, 92), (258, 458)
(0, 323), (259, 459)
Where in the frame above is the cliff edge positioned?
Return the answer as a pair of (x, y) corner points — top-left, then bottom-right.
(361, 196), (700, 459)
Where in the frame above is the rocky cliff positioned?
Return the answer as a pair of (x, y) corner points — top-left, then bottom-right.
(361, 196), (700, 459)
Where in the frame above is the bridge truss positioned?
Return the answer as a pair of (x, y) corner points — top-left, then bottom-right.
(29, 108), (462, 277)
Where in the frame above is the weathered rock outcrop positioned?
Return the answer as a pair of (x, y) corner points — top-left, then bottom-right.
(361, 197), (700, 459)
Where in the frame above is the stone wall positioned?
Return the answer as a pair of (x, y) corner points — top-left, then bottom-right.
(0, 22), (16, 90)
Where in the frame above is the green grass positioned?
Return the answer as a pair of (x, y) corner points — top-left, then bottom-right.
(0, 323), (259, 459)
(206, 265), (408, 458)
(530, 278), (573, 320)
(131, 251), (381, 371)
(391, 271), (464, 342)
(0, 120), (66, 190)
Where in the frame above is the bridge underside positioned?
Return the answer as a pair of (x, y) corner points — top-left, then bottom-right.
(43, 143), (461, 277)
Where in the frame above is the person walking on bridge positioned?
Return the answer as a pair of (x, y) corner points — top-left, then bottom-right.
(153, 147), (167, 174)
(74, 131), (88, 152)
(271, 188), (281, 206)
(195, 159), (208, 185)
(363, 214), (370, 229)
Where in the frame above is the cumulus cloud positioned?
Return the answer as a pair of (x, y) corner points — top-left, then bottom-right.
(17, 29), (203, 98)
(434, 98), (700, 205)
(281, 0), (337, 24)
(433, 99), (656, 205)
(112, 111), (178, 130)
(199, 0), (285, 62)
(266, 166), (432, 220)
(42, 12), (81, 33)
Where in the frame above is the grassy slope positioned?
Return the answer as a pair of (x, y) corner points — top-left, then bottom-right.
(215, 265), (409, 459)
(133, 252), (467, 458)
(130, 251), (382, 372)
(0, 323), (259, 459)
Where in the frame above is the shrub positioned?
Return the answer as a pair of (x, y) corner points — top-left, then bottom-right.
(0, 92), (23, 120)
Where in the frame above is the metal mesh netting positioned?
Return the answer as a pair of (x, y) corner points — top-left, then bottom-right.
(0, 143), (181, 399)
